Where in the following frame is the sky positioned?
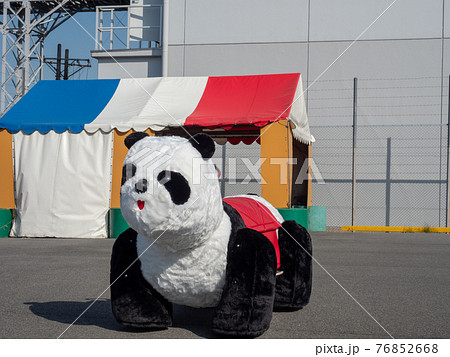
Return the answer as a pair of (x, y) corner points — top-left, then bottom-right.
(43, 11), (99, 80)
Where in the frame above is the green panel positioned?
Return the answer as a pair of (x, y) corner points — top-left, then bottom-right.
(0, 209), (12, 237)
(308, 206), (327, 232)
(278, 207), (309, 231)
(109, 208), (130, 238)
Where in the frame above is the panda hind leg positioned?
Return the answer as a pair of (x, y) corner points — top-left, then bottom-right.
(274, 220), (313, 310)
(212, 228), (277, 337)
(110, 228), (173, 330)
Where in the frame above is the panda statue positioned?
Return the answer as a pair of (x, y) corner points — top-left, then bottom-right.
(110, 132), (312, 337)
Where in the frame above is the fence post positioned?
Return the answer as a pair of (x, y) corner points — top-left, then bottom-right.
(352, 77), (358, 226)
(447, 75), (450, 227)
(386, 137), (391, 226)
(221, 143), (226, 197)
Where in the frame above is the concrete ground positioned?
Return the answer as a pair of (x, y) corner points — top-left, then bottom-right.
(0, 232), (448, 339)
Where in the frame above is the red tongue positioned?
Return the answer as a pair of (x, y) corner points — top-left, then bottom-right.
(137, 200), (145, 210)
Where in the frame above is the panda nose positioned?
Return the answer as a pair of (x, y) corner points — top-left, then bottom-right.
(135, 179), (148, 193)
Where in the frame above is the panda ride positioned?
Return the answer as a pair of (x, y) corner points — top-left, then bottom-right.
(110, 132), (312, 337)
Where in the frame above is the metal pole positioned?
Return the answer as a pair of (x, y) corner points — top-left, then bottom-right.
(63, 49), (69, 80)
(1, 0), (9, 113)
(162, 0), (169, 76)
(352, 77), (358, 226)
(126, 5), (130, 49)
(446, 75), (450, 227)
(386, 137), (391, 226)
(110, 9), (114, 50)
(21, 67), (25, 96)
(99, 9), (104, 50)
(95, 6), (99, 50)
(23, 0), (31, 93)
(39, 39), (44, 81)
(55, 43), (62, 80)
(221, 143), (227, 197)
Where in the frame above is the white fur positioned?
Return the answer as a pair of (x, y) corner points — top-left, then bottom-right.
(120, 135), (229, 307)
(137, 212), (231, 308)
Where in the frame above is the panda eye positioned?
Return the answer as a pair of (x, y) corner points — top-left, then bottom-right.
(157, 170), (191, 205)
(121, 164), (137, 185)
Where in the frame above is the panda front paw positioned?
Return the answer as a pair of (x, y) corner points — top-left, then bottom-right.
(112, 291), (173, 330)
(212, 228), (277, 337)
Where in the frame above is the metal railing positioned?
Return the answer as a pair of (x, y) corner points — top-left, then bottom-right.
(95, 4), (162, 51)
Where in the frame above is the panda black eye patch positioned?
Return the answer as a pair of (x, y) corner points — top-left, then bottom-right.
(157, 170), (191, 205)
(121, 164), (137, 185)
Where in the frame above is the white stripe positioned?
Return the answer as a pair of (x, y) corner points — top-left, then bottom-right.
(84, 78), (162, 133)
(288, 75), (313, 144)
(85, 77), (208, 133)
(135, 76), (208, 131)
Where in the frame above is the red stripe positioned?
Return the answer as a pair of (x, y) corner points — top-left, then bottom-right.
(223, 197), (282, 268)
(184, 73), (300, 128)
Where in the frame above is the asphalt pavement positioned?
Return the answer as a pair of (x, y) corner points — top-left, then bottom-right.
(0, 231), (448, 339)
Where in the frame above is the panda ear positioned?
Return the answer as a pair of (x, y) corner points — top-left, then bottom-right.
(124, 132), (149, 149)
(188, 133), (215, 160)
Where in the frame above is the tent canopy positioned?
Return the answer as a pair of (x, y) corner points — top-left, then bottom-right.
(0, 73), (312, 143)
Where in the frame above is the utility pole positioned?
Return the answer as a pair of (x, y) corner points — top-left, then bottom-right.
(43, 44), (91, 80)
(56, 44), (62, 80)
(64, 49), (70, 80)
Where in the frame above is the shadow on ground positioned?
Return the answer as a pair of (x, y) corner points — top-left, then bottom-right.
(24, 299), (216, 338)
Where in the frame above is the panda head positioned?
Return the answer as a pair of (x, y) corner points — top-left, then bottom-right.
(120, 132), (223, 251)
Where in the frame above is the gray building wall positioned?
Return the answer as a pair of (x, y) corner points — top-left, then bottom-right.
(167, 0), (448, 93)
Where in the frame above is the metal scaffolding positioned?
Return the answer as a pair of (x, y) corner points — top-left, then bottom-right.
(0, 0), (129, 115)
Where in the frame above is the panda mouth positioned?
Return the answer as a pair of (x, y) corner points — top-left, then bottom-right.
(137, 200), (145, 210)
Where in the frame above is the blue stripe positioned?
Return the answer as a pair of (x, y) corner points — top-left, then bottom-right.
(0, 79), (120, 134)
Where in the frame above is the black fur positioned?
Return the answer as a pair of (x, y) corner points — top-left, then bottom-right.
(124, 132), (149, 149)
(157, 170), (191, 205)
(121, 163), (137, 186)
(212, 204), (277, 337)
(110, 228), (173, 329)
(222, 201), (247, 233)
(188, 133), (215, 160)
(274, 220), (313, 309)
(135, 178), (148, 194)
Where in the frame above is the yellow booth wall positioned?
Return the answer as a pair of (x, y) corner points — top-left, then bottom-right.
(0, 130), (15, 209)
(260, 120), (293, 209)
(110, 129), (154, 208)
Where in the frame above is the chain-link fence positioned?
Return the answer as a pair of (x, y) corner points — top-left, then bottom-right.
(212, 141), (262, 197)
(310, 76), (449, 228)
(311, 124), (448, 227)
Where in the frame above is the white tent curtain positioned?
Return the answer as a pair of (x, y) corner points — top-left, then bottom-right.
(11, 131), (113, 238)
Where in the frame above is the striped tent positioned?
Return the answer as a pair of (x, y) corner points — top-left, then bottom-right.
(0, 73), (311, 238)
